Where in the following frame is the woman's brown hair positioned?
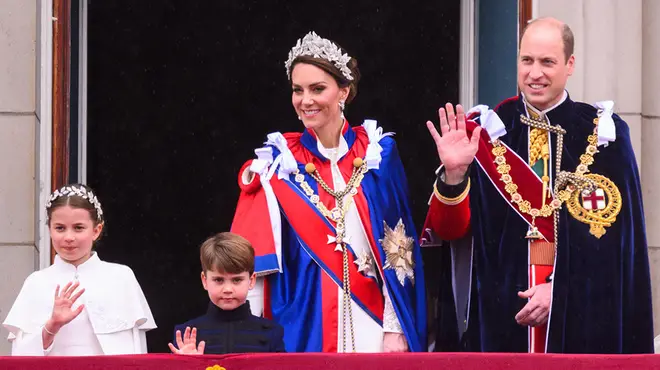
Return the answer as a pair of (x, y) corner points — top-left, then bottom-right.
(288, 45), (361, 104)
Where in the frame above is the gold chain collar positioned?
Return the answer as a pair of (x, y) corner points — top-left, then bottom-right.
(292, 157), (367, 352)
(492, 115), (600, 240)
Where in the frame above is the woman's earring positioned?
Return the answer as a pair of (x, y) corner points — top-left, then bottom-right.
(298, 115), (302, 120)
(339, 101), (346, 119)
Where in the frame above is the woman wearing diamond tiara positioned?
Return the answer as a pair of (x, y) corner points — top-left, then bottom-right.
(231, 32), (427, 353)
(3, 184), (156, 356)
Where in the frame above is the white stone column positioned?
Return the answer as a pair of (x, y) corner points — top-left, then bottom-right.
(535, 0), (643, 165)
(535, 0), (586, 100)
(583, 0), (643, 168)
(642, 0), (660, 336)
(536, 0), (660, 336)
(611, 0), (643, 167)
(0, 0), (38, 355)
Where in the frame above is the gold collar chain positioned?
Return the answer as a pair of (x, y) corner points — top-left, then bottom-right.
(293, 158), (367, 250)
(492, 115), (600, 242)
(292, 157), (367, 352)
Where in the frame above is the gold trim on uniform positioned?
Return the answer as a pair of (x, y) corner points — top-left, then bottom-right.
(529, 240), (556, 266)
(433, 178), (471, 206)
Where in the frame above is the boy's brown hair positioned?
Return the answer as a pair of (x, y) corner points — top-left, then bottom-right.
(200, 232), (255, 274)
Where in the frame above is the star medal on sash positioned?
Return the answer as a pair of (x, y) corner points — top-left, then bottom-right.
(354, 251), (373, 274)
(380, 219), (415, 286)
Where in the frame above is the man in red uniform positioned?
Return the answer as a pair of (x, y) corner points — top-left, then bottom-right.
(424, 17), (652, 354)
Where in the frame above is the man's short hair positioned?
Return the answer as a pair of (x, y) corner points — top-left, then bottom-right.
(521, 18), (574, 62)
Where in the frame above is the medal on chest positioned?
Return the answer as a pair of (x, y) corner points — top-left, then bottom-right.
(494, 114), (622, 241)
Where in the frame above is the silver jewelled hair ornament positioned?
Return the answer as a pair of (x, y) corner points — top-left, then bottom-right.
(46, 185), (104, 222)
(285, 31), (353, 81)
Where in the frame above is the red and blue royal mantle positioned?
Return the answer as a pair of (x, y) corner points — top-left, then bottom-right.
(231, 120), (427, 352)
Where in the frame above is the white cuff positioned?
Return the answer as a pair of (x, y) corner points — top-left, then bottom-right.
(382, 286), (403, 333)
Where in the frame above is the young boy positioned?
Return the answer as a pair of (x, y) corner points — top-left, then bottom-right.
(169, 232), (285, 354)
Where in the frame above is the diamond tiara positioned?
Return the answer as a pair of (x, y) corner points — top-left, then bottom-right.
(284, 31), (353, 81)
(46, 185), (104, 222)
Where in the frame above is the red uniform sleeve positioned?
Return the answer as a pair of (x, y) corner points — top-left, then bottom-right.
(422, 179), (471, 241)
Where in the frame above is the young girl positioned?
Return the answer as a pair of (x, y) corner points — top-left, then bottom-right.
(2, 184), (156, 356)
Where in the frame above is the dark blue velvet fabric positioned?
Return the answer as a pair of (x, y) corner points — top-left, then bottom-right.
(435, 95), (653, 354)
(173, 301), (285, 354)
